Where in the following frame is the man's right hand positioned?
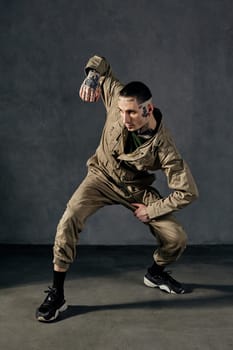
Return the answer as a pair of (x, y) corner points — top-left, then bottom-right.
(79, 70), (101, 102)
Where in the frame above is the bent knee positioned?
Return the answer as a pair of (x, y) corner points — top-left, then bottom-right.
(170, 227), (187, 250)
(178, 228), (187, 248)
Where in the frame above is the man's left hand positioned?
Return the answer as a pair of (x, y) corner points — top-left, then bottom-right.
(132, 203), (150, 223)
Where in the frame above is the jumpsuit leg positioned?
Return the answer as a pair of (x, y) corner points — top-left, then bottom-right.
(148, 215), (187, 266)
(53, 171), (135, 269)
(141, 186), (187, 266)
(53, 171), (187, 269)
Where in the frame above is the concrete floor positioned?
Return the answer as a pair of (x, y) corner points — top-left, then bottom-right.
(0, 245), (233, 350)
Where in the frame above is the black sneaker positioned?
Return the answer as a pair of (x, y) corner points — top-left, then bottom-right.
(35, 287), (67, 322)
(144, 270), (185, 294)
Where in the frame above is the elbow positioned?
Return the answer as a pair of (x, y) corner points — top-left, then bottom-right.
(183, 178), (199, 203)
(191, 184), (199, 201)
(177, 187), (199, 207)
(185, 188), (199, 205)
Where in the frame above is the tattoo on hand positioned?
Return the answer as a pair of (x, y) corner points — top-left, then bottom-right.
(84, 70), (100, 89)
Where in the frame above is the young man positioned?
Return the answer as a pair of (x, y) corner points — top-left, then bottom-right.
(36, 55), (198, 322)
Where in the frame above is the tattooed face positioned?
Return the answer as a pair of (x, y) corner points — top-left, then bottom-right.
(118, 97), (153, 132)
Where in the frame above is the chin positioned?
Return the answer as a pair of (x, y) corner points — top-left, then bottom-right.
(126, 125), (135, 131)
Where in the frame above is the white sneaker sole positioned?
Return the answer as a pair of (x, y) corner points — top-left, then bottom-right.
(144, 276), (176, 294)
(37, 302), (68, 322)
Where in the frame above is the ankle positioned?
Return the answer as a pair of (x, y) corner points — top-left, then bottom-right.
(148, 262), (165, 276)
(52, 270), (66, 296)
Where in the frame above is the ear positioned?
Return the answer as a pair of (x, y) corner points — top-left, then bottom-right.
(147, 102), (154, 114)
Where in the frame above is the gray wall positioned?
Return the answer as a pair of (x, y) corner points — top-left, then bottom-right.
(0, 0), (232, 244)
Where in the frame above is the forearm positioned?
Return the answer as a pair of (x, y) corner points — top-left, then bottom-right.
(147, 185), (198, 219)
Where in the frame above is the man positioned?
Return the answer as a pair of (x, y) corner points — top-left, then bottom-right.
(36, 55), (198, 322)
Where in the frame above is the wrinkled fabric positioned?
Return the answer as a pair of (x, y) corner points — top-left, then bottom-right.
(85, 55), (199, 219)
(53, 55), (198, 269)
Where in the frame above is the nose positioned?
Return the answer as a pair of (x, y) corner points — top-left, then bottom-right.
(122, 112), (131, 123)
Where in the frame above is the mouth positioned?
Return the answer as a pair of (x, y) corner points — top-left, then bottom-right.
(125, 124), (134, 129)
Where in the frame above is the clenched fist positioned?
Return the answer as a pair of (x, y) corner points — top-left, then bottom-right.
(79, 70), (101, 102)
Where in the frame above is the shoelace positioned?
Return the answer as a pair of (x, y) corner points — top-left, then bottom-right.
(44, 286), (57, 294)
(42, 287), (58, 304)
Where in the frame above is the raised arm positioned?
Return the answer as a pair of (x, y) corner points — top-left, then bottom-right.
(79, 55), (123, 111)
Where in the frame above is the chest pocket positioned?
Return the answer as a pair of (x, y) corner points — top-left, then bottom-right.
(119, 144), (159, 171)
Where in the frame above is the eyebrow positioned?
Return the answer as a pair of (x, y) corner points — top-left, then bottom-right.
(118, 107), (137, 113)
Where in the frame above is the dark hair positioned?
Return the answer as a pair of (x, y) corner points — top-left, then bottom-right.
(119, 81), (152, 104)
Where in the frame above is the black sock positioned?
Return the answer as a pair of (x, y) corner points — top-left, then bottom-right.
(52, 271), (66, 296)
(148, 262), (165, 276)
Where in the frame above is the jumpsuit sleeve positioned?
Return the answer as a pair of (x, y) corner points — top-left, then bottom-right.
(146, 128), (199, 219)
(85, 55), (124, 112)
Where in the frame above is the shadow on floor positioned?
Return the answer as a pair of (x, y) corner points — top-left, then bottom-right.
(1, 245), (233, 289)
(51, 285), (233, 322)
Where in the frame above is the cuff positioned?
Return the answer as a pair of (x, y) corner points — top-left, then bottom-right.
(85, 55), (109, 76)
(147, 204), (157, 219)
(53, 257), (70, 270)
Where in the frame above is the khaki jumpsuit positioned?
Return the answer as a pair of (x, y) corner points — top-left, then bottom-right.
(53, 56), (199, 269)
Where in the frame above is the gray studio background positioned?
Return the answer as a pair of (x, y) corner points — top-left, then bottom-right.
(0, 0), (232, 245)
